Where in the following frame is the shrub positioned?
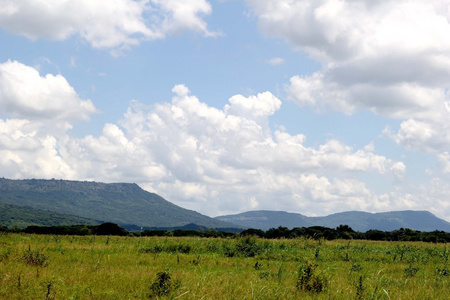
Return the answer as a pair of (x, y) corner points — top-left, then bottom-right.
(149, 270), (180, 298)
(297, 262), (327, 293)
(223, 243), (236, 257)
(22, 247), (48, 267)
(235, 237), (262, 257)
(141, 243), (192, 254)
(167, 244), (191, 254)
(140, 245), (163, 254)
(404, 265), (419, 278)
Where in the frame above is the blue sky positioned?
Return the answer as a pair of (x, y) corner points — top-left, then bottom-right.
(1, 0), (450, 221)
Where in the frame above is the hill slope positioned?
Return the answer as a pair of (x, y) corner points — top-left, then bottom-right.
(216, 210), (450, 232)
(0, 178), (236, 229)
(0, 203), (102, 229)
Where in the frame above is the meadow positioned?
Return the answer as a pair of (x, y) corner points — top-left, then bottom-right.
(0, 233), (448, 299)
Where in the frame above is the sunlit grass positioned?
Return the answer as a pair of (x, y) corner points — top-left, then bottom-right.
(0, 233), (448, 299)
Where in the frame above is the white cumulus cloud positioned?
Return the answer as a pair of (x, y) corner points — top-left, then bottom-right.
(0, 60), (97, 123)
(0, 119), (75, 179)
(0, 60), (98, 179)
(0, 0), (217, 51)
(55, 85), (405, 216)
(152, 0), (217, 36)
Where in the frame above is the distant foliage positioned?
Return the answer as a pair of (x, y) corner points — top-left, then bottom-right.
(241, 226), (450, 242)
(240, 228), (266, 238)
(23, 223), (127, 236)
(140, 228), (235, 238)
(94, 222), (128, 236)
(8, 221), (450, 243)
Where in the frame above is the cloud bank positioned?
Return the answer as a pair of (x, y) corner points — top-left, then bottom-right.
(0, 60), (413, 217)
(246, 0), (450, 158)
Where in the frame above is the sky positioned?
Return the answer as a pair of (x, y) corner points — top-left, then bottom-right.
(1, 0), (450, 221)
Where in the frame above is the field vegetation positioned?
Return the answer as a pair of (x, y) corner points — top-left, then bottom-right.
(0, 232), (449, 299)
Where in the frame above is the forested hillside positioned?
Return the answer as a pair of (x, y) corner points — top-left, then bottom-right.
(0, 203), (101, 229)
(0, 178), (236, 229)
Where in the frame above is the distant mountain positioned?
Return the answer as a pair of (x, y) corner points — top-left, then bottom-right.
(0, 178), (237, 230)
(215, 211), (314, 230)
(215, 210), (450, 232)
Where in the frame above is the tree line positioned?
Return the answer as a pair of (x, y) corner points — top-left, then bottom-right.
(1, 222), (449, 242)
(240, 225), (450, 243)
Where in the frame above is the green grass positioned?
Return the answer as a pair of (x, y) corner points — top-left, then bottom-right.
(0, 233), (448, 299)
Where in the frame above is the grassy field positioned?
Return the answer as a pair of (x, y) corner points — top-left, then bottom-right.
(0, 233), (448, 299)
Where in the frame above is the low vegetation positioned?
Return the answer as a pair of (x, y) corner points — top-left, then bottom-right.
(0, 231), (449, 299)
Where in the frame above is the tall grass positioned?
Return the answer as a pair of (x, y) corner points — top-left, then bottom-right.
(0, 233), (448, 299)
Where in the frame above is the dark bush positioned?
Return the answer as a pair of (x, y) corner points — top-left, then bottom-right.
(149, 270), (180, 298)
(22, 247), (48, 267)
(240, 228), (266, 238)
(94, 222), (127, 236)
(266, 226), (290, 239)
(235, 237), (263, 257)
(297, 262), (327, 293)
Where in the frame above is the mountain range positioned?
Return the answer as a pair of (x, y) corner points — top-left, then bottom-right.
(1, 178), (449, 233)
(215, 210), (450, 232)
(0, 178), (236, 230)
